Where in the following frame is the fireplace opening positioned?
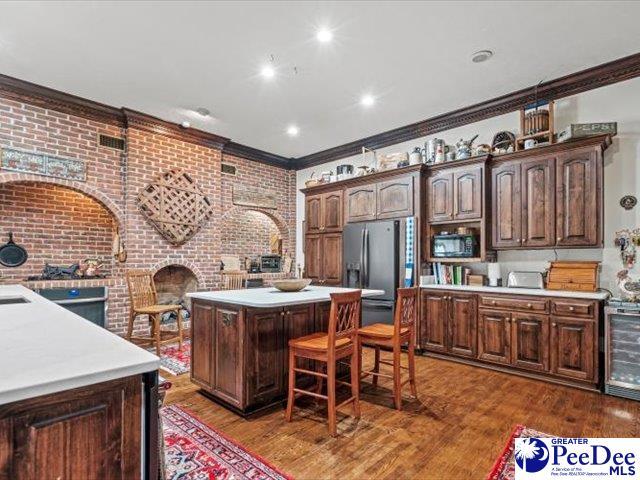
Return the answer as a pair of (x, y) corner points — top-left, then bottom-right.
(153, 265), (199, 324)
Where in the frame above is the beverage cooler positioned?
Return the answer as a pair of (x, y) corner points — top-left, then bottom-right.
(604, 301), (640, 401)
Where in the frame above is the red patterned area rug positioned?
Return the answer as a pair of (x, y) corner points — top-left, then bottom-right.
(486, 425), (554, 480)
(148, 339), (191, 376)
(161, 404), (293, 480)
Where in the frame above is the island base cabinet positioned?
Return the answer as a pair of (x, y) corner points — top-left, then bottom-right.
(0, 375), (144, 480)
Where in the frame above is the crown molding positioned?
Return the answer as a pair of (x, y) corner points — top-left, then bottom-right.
(223, 142), (293, 169)
(293, 51), (640, 170)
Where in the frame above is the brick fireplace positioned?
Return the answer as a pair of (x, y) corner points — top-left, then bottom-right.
(0, 95), (296, 335)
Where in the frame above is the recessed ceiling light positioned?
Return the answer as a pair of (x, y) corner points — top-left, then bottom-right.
(260, 65), (275, 79)
(316, 28), (333, 43)
(360, 94), (375, 107)
(180, 121), (191, 129)
(286, 125), (299, 136)
(195, 107), (211, 117)
(471, 50), (493, 63)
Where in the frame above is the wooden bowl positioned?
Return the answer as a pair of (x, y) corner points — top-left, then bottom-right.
(272, 278), (312, 292)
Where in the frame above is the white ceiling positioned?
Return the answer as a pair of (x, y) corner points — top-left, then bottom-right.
(1, 1), (639, 158)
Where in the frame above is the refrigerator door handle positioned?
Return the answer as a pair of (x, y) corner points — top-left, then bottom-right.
(364, 228), (369, 288)
(359, 228), (365, 288)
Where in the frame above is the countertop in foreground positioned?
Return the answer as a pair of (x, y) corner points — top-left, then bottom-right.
(0, 285), (159, 405)
(187, 285), (385, 307)
(420, 283), (609, 300)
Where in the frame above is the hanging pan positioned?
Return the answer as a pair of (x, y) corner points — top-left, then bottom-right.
(0, 232), (28, 267)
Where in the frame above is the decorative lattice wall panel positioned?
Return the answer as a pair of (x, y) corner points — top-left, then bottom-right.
(138, 169), (213, 245)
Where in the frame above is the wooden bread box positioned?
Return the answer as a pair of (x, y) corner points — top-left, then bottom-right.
(546, 261), (599, 292)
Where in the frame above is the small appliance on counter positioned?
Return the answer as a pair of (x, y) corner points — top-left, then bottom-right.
(605, 300), (640, 401)
(431, 232), (477, 258)
(248, 258), (261, 273)
(487, 263), (502, 287)
(506, 271), (544, 289)
(260, 254), (281, 273)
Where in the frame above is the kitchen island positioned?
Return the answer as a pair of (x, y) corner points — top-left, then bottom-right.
(187, 285), (384, 415)
(0, 285), (159, 479)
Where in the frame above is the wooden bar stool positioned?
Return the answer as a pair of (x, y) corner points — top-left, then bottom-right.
(358, 287), (418, 410)
(285, 290), (361, 437)
(125, 269), (184, 356)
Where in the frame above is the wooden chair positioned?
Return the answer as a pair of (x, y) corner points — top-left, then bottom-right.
(285, 290), (361, 436)
(125, 270), (184, 356)
(221, 270), (247, 290)
(358, 287), (418, 410)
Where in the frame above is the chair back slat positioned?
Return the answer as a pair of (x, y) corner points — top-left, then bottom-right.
(221, 271), (247, 290)
(126, 270), (158, 310)
(395, 287), (418, 336)
(327, 290), (361, 348)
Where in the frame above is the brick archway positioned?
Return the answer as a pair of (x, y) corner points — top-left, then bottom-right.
(220, 206), (292, 248)
(0, 172), (125, 228)
(151, 257), (207, 289)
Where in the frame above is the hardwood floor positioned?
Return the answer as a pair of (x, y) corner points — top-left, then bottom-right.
(164, 349), (640, 479)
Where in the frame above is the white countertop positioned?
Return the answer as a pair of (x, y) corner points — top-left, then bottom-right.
(187, 285), (385, 307)
(0, 285), (159, 405)
(420, 283), (609, 300)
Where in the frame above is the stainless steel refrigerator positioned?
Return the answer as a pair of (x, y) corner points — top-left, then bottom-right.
(343, 219), (407, 326)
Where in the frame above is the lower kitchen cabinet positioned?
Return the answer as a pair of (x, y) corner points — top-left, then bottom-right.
(304, 233), (343, 285)
(420, 289), (602, 390)
(191, 301), (214, 390)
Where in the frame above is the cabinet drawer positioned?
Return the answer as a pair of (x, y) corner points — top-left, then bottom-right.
(479, 296), (548, 313)
(551, 299), (596, 318)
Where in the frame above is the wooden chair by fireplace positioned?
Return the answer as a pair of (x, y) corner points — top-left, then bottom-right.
(221, 270), (247, 290)
(125, 269), (184, 355)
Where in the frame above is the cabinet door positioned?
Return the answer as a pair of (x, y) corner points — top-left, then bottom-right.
(419, 290), (448, 352)
(521, 157), (555, 247)
(305, 194), (322, 234)
(556, 150), (599, 246)
(322, 190), (343, 232)
(550, 316), (595, 382)
(448, 294), (477, 358)
(246, 308), (285, 405)
(376, 176), (414, 219)
(321, 233), (343, 285)
(191, 300), (214, 389)
(285, 304), (316, 385)
(453, 167), (482, 220)
(345, 185), (377, 222)
(511, 313), (549, 372)
(304, 234), (322, 282)
(491, 162), (521, 248)
(213, 307), (243, 407)
(478, 309), (511, 364)
(428, 172), (454, 222)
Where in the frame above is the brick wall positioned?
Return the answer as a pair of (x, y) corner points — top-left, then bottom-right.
(220, 210), (281, 261)
(0, 95), (296, 335)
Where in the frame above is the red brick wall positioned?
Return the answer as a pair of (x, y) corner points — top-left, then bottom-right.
(0, 182), (116, 280)
(0, 95), (296, 335)
(220, 210), (281, 261)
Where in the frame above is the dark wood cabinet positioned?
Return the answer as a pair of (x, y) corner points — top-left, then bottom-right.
(556, 149), (600, 247)
(376, 176), (414, 219)
(191, 300), (214, 389)
(491, 161), (521, 248)
(453, 167), (483, 220)
(213, 307), (242, 407)
(246, 308), (284, 405)
(521, 156), (555, 247)
(478, 309), (511, 364)
(305, 191), (343, 234)
(448, 294), (477, 358)
(427, 172), (454, 222)
(345, 184), (377, 222)
(420, 290), (448, 353)
(305, 194), (322, 234)
(550, 316), (595, 382)
(0, 376), (142, 480)
(321, 233), (343, 285)
(511, 312), (549, 372)
(304, 234), (322, 282)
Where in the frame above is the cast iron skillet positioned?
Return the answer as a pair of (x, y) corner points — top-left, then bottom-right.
(0, 232), (28, 267)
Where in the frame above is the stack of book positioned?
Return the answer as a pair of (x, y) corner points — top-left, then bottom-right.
(431, 262), (472, 285)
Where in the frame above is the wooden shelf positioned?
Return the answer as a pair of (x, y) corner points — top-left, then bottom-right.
(428, 257), (482, 264)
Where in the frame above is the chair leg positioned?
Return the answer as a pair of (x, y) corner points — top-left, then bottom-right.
(327, 359), (337, 437)
(285, 349), (296, 422)
(408, 338), (417, 398)
(393, 345), (402, 411)
(126, 310), (135, 341)
(154, 314), (161, 356)
(176, 309), (184, 349)
(350, 347), (360, 418)
(372, 346), (380, 388)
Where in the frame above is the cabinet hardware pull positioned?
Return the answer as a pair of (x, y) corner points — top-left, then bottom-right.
(552, 322), (557, 327)
(491, 300), (497, 305)
(569, 306), (575, 311)
(557, 237), (562, 242)
(526, 303), (532, 308)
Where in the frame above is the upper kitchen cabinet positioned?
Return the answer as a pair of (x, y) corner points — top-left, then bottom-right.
(376, 177), (414, 219)
(345, 184), (377, 222)
(521, 156), (556, 247)
(427, 160), (485, 223)
(491, 161), (521, 248)
(305, 191), (343, 234)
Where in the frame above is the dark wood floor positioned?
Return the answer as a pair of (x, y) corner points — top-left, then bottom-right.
(165, 350), (640, 479)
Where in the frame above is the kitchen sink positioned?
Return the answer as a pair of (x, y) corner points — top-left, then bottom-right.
(0, 297), (30, 305)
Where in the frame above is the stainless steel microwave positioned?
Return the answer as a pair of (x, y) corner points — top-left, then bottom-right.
(432, 234), (477, 258)
(260, 254), (281, 273)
